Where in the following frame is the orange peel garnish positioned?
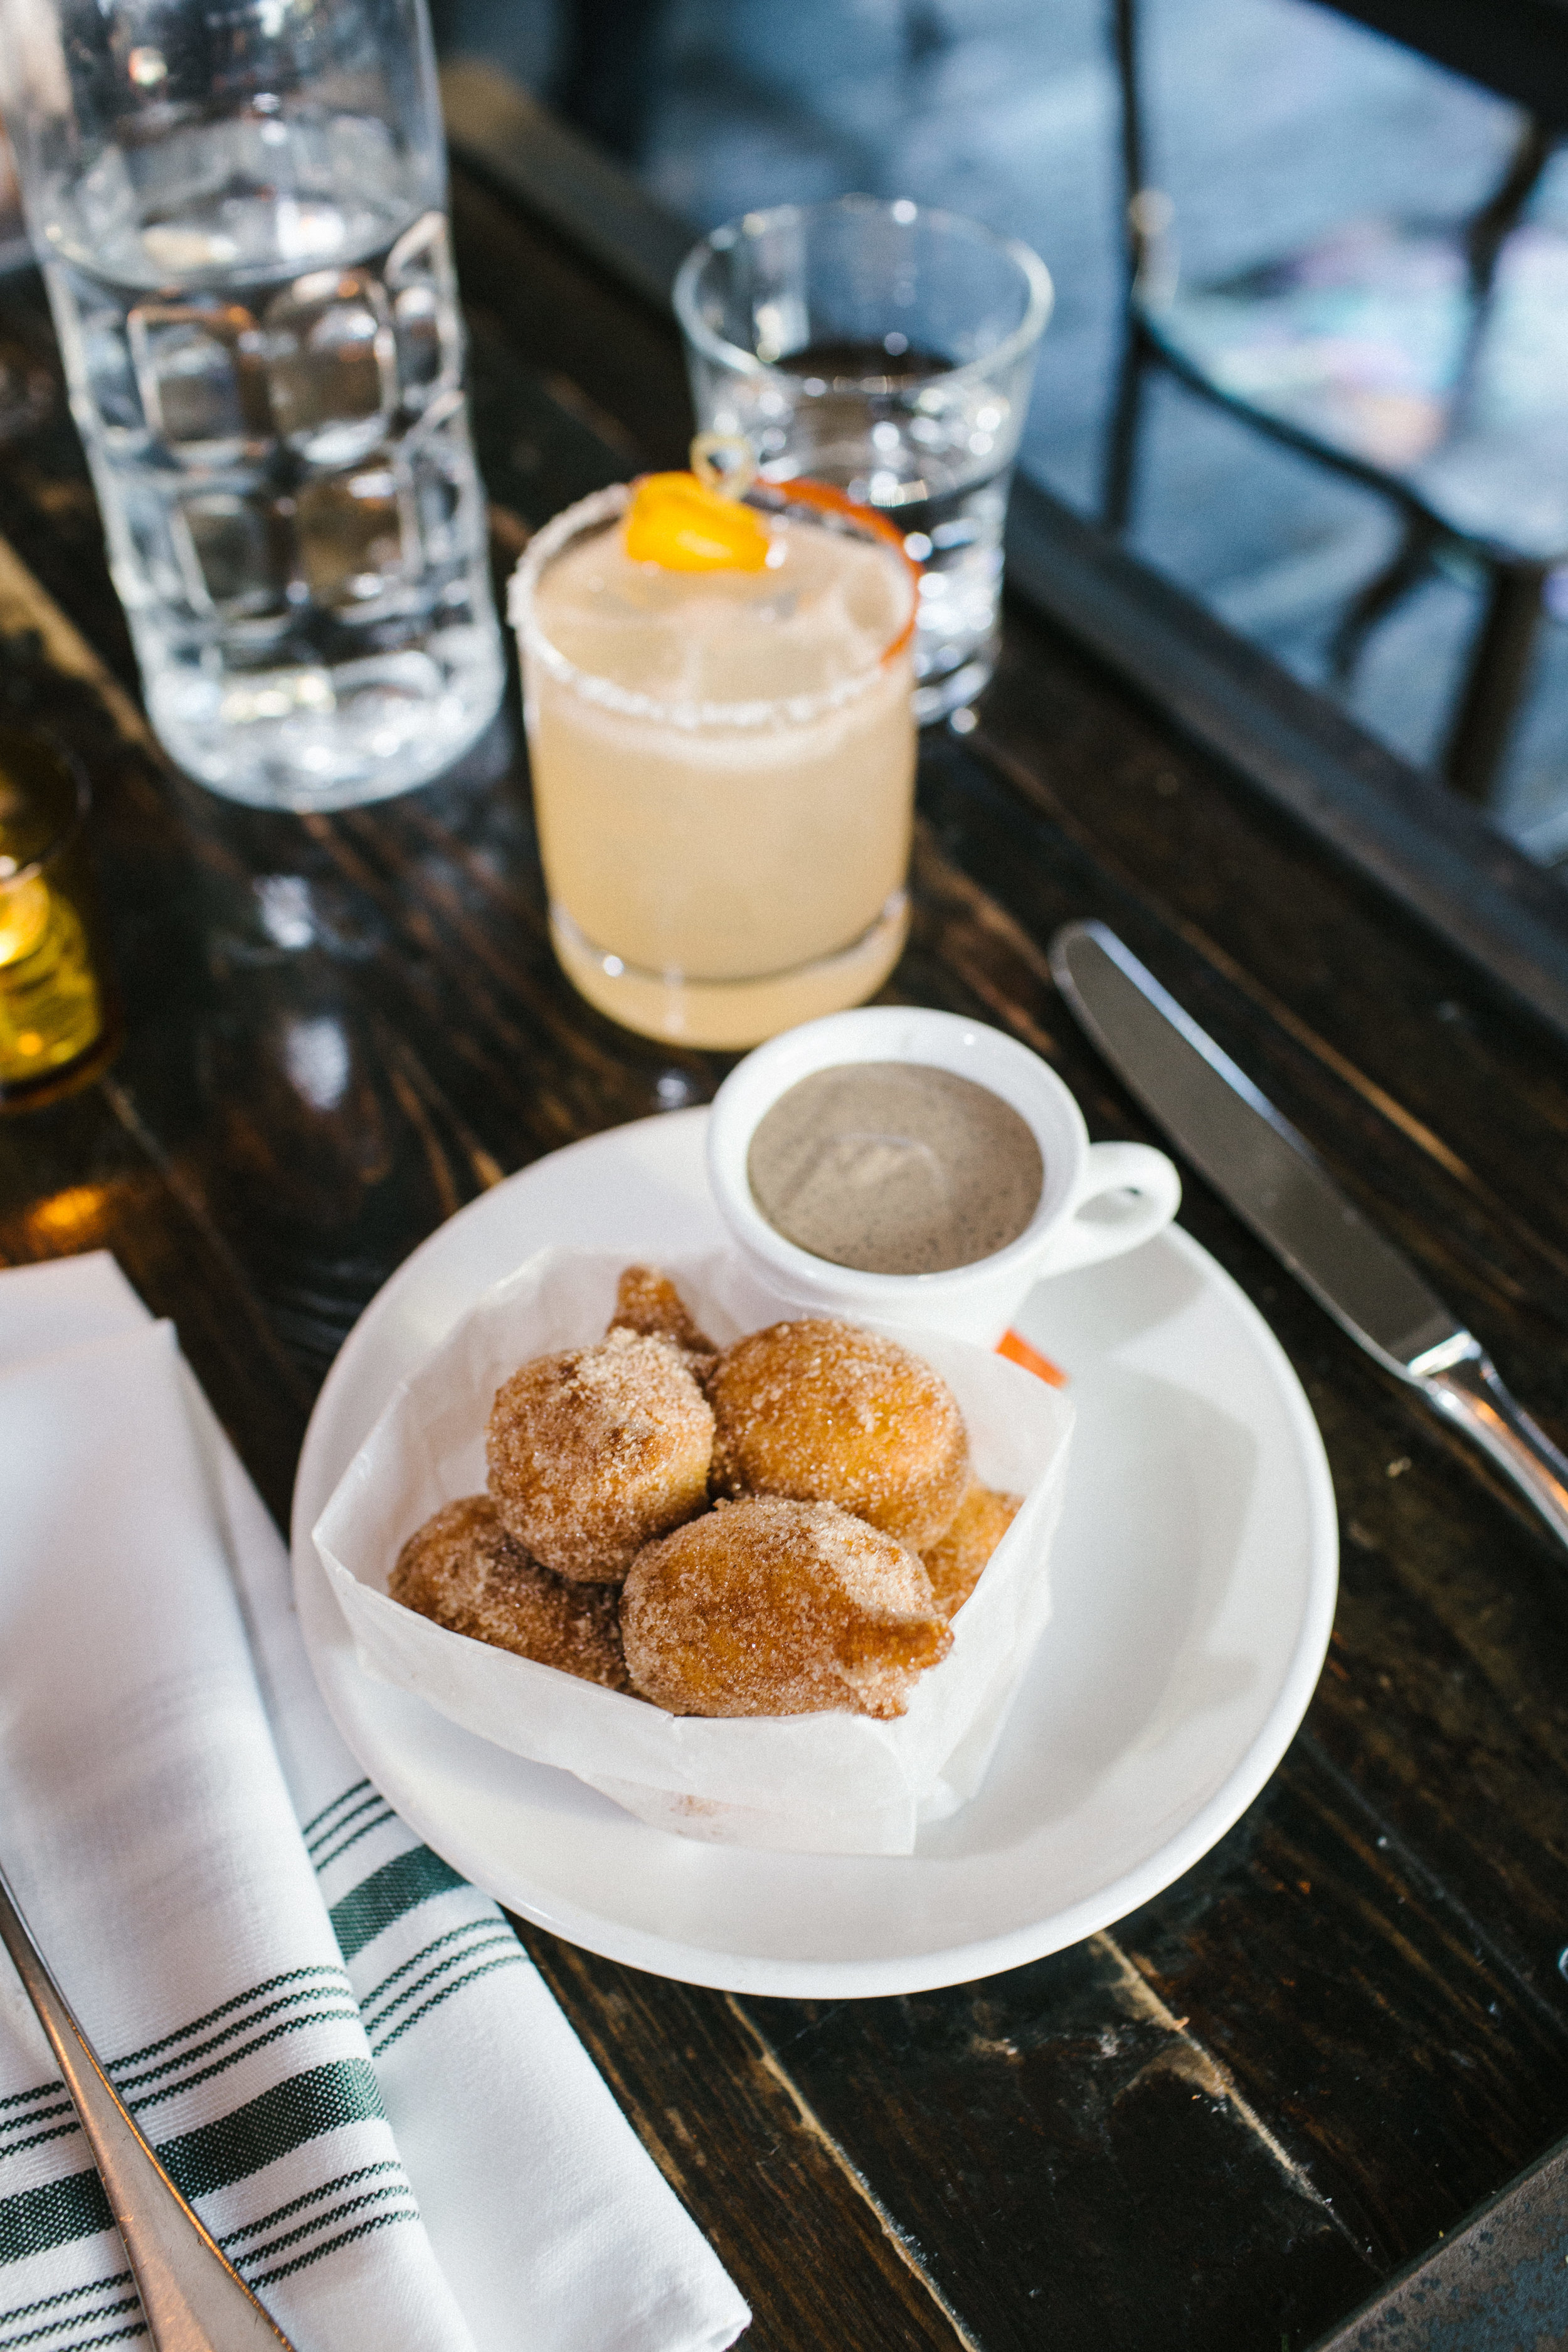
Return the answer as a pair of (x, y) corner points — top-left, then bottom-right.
(745, 477), (922, 666)
(996, 1328), (1069, 1387)
(624, 472), (771, 571)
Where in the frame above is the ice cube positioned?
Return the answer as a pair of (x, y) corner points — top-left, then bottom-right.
(331, 648), (443, 717)
(408, 393), (481, 570)
(127, 299), (272, 464)
(81, 317), (145, 440)
(295, 465), (411, 608)
(140, 224), (240, 273)
(174, 491), (295, 623)
(107, 477), (192, 612)
(46, 275), (145, 444)
(265, 268), (396, 467)
(387, 213), (462, 411)
(218, 667), (336, 727)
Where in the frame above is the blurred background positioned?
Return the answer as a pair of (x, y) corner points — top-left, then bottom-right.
(426, 0), (1568, 865)
(3, 0), (1562, 859)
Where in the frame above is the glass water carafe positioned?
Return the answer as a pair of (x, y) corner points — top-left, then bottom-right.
(0, 0), (504, 809)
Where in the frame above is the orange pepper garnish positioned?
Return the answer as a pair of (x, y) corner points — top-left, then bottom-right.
(624, 472), (771, 572)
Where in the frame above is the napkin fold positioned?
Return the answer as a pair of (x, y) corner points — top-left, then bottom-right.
(0, 1254), (749, 2352)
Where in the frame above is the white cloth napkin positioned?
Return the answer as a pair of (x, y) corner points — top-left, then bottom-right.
(0, 1252), (750, 2352)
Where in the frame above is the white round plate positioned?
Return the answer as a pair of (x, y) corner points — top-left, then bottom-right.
(291, 1108), (1338, 1998)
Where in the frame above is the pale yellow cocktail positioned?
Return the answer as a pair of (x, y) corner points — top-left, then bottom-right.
(510, 480), (918, 1047)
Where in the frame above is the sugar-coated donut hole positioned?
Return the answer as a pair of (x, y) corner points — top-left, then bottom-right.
(921, 1481), (1022, 1620)
(391, 1495), (630, 1689)
(622, 1495), (951, 1719)
(394, 1273), (987, 1726)
(486, 1327), (714, 1581)
(707, 1317), (969, 1552)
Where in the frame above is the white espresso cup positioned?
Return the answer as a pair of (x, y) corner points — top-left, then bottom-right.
(707, 1005), (1181, 1347)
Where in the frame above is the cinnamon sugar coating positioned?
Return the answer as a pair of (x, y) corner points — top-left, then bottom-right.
(921, 1481), (1022, 1619)
(707, 1318), (968, 1552)
(390, 1495), (630, 1690)
(486, 1327), (714, 1581)
(622, 1495), (951, 1719)
(607, 1264), (716, 1356)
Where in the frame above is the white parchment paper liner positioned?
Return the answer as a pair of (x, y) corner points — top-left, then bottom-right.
(314, 1248), (1074, 1854)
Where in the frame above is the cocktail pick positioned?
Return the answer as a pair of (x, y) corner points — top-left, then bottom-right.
(689, 431), (758, 499)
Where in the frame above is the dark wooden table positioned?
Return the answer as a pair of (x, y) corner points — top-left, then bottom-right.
(4, 94), (1568, 2352)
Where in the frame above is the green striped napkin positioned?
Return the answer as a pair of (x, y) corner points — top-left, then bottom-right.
(0, 1254), (749, 2352)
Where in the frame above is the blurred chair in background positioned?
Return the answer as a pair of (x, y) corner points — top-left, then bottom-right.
(423, 0), (669, 160)
(1103, 0), (1568, 806)
(549, 0), (672, 159)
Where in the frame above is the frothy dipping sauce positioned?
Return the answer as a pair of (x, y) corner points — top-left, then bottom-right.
(746, 1062), (1044, 1275)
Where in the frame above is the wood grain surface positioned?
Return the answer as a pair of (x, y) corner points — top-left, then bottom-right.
(2, 151), (1568, 2352)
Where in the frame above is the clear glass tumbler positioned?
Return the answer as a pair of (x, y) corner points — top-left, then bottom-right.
(510, 479), (918, 1049)
(0, 0), (504, 810)
(675, 196), (1052, 723)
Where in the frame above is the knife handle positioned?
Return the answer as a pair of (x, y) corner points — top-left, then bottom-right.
(1419, 1348), (1568, 1553)
(0, 1860), (298, 2352)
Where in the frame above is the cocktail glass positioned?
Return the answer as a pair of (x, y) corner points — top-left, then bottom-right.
(509, 479), (918, 1049)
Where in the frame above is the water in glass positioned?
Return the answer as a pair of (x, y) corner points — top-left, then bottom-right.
(768, 339), (1012, 719)
(43, 110), (503, 808)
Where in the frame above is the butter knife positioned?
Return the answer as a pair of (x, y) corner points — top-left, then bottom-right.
(1049, 919), (1568, 1552)
(0, 1857), (298, 2352)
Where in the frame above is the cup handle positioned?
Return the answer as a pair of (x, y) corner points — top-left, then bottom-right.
(1039, 1142), (1182, 1276)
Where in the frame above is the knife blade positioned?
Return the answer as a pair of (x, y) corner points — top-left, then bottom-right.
(1049, 918), (1568, 1553)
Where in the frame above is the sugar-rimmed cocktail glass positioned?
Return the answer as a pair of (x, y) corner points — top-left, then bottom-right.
(509, 477), (918, 1050)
